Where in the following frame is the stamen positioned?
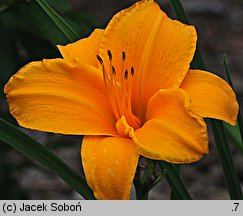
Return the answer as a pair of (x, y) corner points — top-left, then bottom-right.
(124, 70), (128, 80)
(96, 51), (140, 130)
(122, 51), (126, 61)
(96, 54), (108, 89)
(131, 66), (135, 76)
(96, 55), (103, 64)
(107, 50), (112, 60)
(112, 66), (116, 75)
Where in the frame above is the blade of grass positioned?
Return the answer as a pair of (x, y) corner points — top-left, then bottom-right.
(170, 0), (243, 200)
(36, 0), (80, 42)
(159, 161), (191, 200)
(223, 54), (243, 147)
(0, 117), (95, 200)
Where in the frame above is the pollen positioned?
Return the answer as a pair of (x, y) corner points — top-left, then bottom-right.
(96, 50), (141, 129)
(124, 70), (128, 80)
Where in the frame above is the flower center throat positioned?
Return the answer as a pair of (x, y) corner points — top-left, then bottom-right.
(97, 50), (141, 129)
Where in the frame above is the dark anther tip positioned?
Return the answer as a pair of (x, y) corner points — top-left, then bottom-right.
(122, 51), (126, 61)
(112, 66), (116, 75)
(107, 50), (112, 60)
(124, 69), (128, 80)
(96, 55), (103, 64)
(131, 66), (134, 76)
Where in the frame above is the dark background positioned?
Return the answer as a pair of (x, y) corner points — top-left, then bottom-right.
(0, 0), (242, 199)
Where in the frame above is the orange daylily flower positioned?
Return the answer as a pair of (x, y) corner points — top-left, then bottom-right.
(4, 0), (238, 200)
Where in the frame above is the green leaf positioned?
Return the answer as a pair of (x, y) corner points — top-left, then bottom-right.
(169, 0), (189, 24)
(159, 161), (191, 200)
(36, 0), (80, 42)
(170, 0), (243, 200)
(64, 11), (98, 37)
(18, 2), (68, 45)
(223, 55), (234, 90)
(46, 0), (72, 13)
(223, 54), (243, 151)
(212, 120), (243, 199)
(0, 28), (20, 96)
(170, 164), (182, 200)
(0, 7), (37, 36)
(224, 122), (243, 154)
(17, 32), (59, 60)
(0, 10), (23, 87)
(0, 117), (95, 200)
(17, 1), (71, 45)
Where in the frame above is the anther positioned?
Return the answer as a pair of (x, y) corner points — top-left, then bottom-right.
(131, 66), (134, 76)
(112, 66), (116, 75)
(122, 51), (126, 61)
(107, 50), (112, 60)
(96, 55), (103, 64)
(124, 70), (128, 80)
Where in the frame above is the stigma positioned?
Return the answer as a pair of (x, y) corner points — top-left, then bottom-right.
(97, 50), (140, 129)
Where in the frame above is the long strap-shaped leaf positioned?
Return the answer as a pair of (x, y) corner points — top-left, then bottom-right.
(36, 0), (80, 42)
(160, 161), (191, 200)
(212, 120), (243, 199)
(224, 122), (243, 154)
(170, 164), (182, 200)
(170, 0), (243, 200)
(223, 55), (243, 150)
(0, 117), (95, 200)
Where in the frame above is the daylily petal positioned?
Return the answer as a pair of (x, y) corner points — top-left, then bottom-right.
(131, 89), (208, 163)
(81, 135), (139, 200)
(180, 70), (238, 125)
(4, 59), (117, 135)
(58, 29), (104, 67)
(99, 0), (196, 119)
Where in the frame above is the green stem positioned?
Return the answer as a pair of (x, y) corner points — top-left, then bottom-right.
(133, 158), (154, 200)
(170, 164), (182, 200)
(133, 177), (149, 200)
(160, 161), (191, 200)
